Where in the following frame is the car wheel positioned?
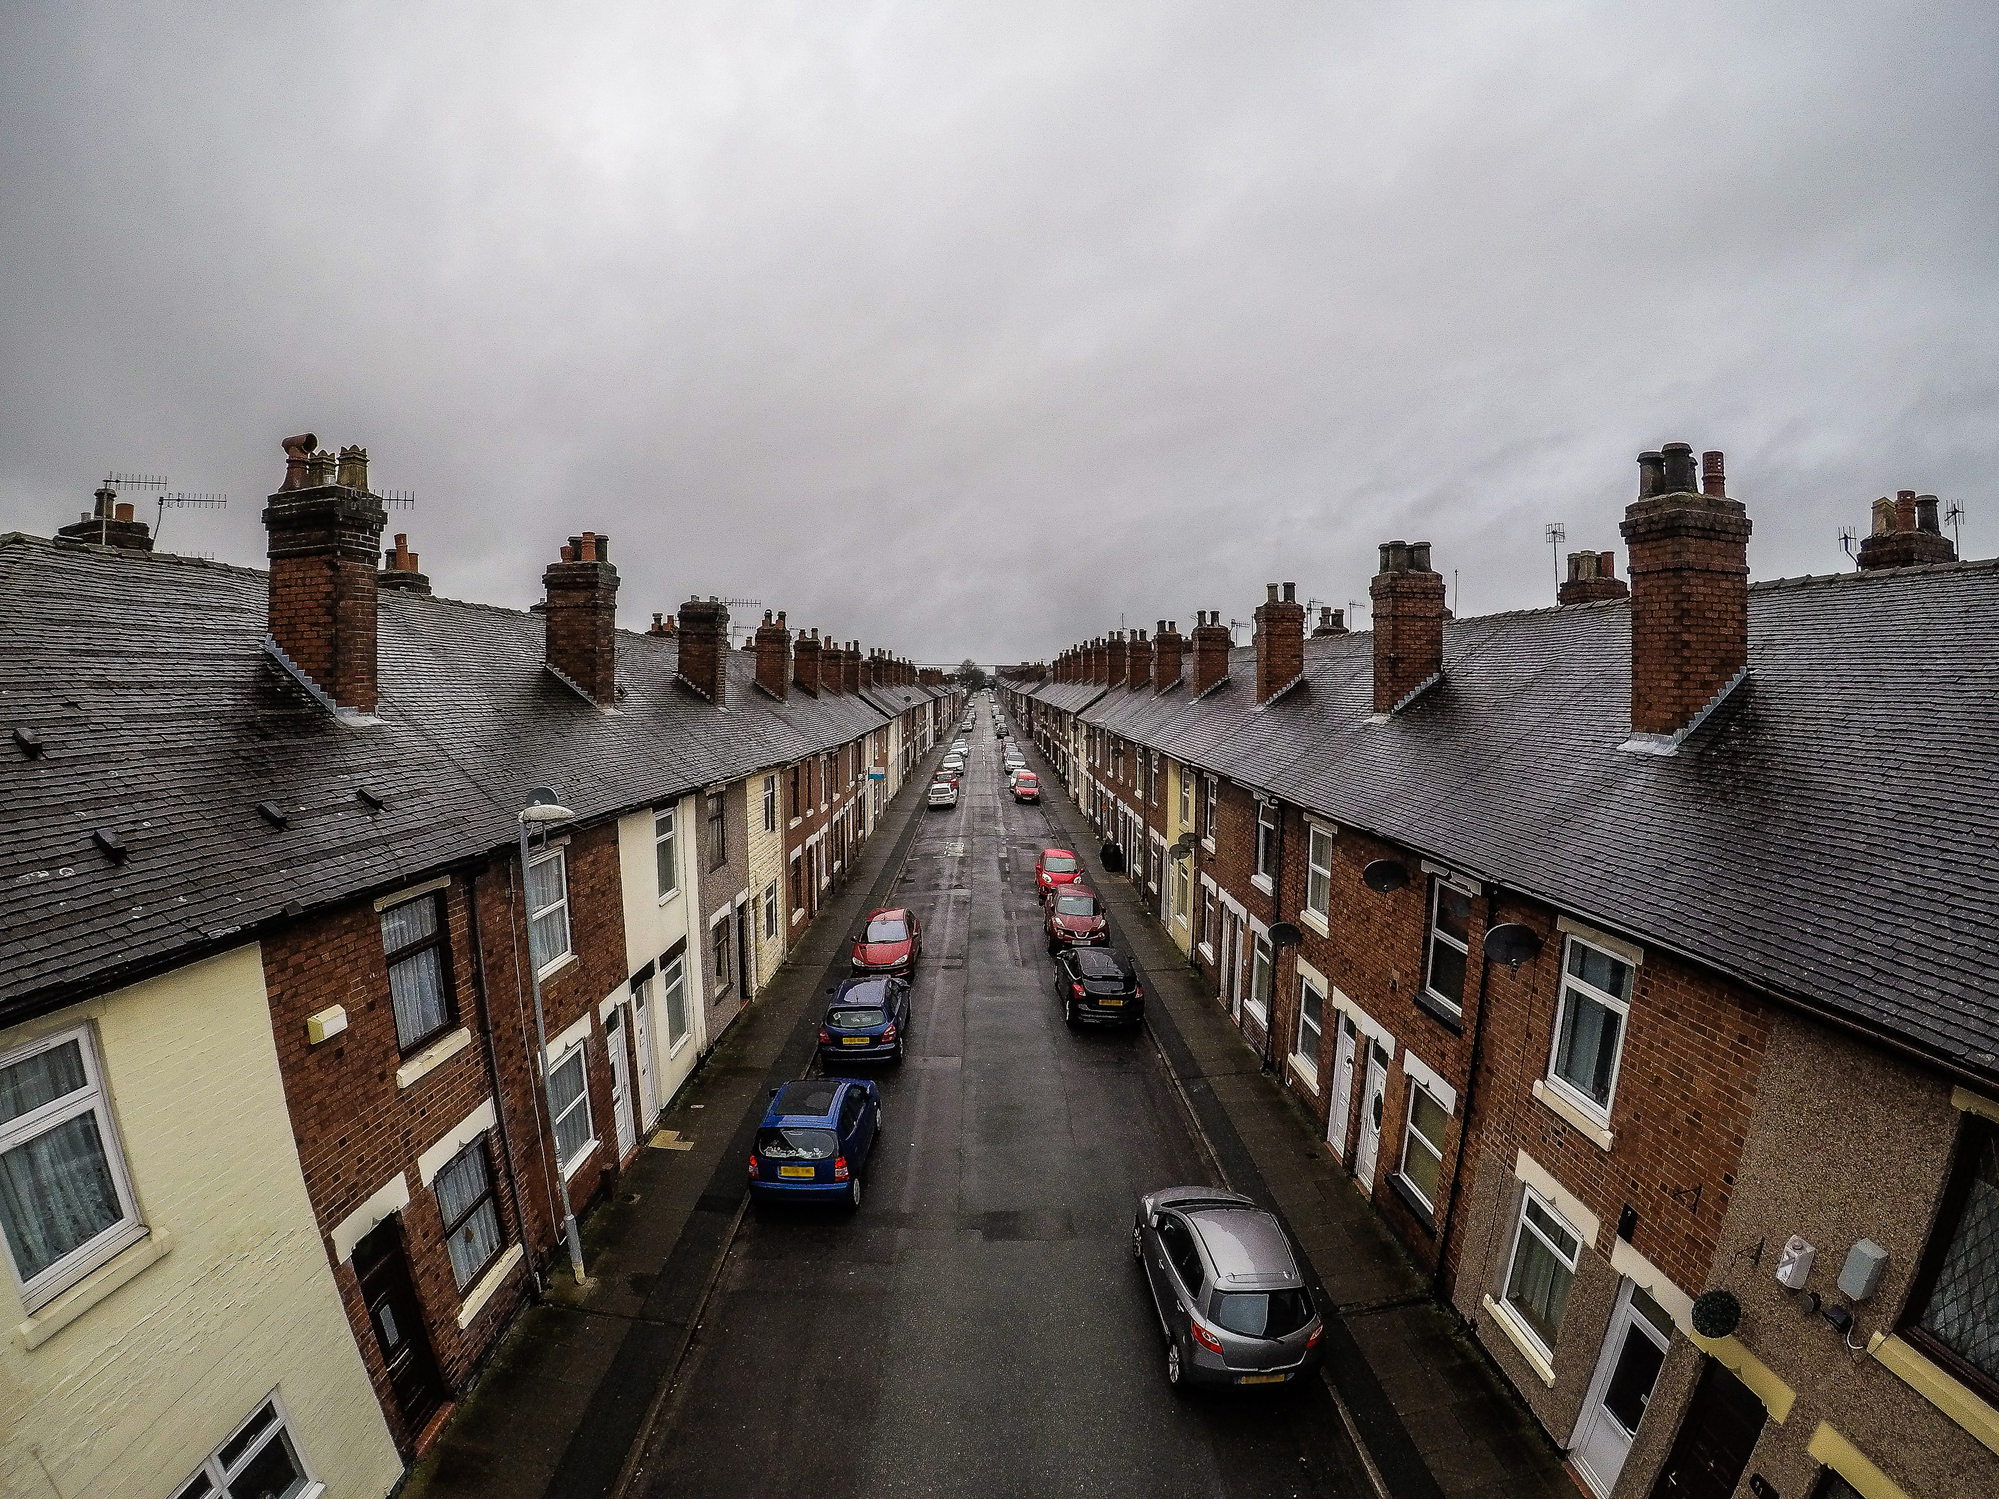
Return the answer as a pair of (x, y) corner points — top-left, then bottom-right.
(1166, 1339), (1187, 1391)
(1130, 1221), (1144, 1261)
(846, 1173), (863, 1210)
(1064, 998), (1078, 1029)
(893, 1036), (906, 1063)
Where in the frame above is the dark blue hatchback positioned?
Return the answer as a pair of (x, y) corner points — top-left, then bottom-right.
(818, 975), (912, 1063)
(747, 1077), (882, 1209)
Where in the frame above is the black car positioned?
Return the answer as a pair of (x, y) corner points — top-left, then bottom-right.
(1054, 945), (1143, 1027)
(819, 975), (913, 1062)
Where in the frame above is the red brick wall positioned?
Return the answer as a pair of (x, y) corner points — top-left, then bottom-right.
(1620, 489), (1752, 737)
(268, 554), (380, 712)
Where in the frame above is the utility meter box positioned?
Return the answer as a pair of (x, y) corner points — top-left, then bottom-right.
(1839, 1239), (1889, 1301)
(1776, 1234), (1816, 1290)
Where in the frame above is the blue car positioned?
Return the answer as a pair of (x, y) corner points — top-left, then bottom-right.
(747, 1077), (882, 1209)
(819, 975), (912, 1063)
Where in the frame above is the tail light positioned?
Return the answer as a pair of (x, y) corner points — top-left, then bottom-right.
(1306, 1321), (1324, 1350)
(1190, 1322), (1225, 1356)
(833, 1157), (850, 1181)
(1135, 985), (1145, 999)
(1071, 982), (1086, 997)
(819, 1027), (832, 1044)
(882, 1023), (897, 1042)
(747, 1156), (760, 1180)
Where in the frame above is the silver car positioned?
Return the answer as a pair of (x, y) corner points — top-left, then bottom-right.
(1132, 1187), (1324, 1390)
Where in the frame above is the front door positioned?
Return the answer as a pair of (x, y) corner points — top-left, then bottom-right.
(1328, 1014), (1360, 1165)
(1573, 1282), (1675, 1496)
(630, 978), (659, 1129)
(1222, 914), (1241, 1018)
(353, 1217), (445, 1437)
(1354, 1040), (1391, 1191)
(1650, 1359), (1767, 1499)
(736, 906), (752, 1001)
(605, 1005), (637, 1159)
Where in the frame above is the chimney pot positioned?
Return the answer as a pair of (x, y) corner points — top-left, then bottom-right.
(1917, 495), (1941, 534)
(1895, 490), (1918, 533)
(1282, 581), (1295, 603)
(114, 502), (134, 522)
(1662, 442), (1697, 493)
(279, 433), (317, 492)
(1871, 497), (1895, 536)
(1637, 451), (1665, 498)
(1702, 450), (1726, 498)
(335, 445), (369, 492)
(1266, 583), (1279, 603)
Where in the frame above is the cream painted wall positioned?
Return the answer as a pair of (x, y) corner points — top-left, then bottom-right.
(745, 769), (786, 992)
(1164, 758), (1195, 954)
(0, 944), (402, 1499)
(616, 797), (706, 1114)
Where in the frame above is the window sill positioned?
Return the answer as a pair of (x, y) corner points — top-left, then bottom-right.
(1299, 908), (1330, 940)
(1251, 873), (1274, 897)
(455, 1242), (524, 1330)
(396, 1027), (473, 1089)
(1413, 990), (1465, 1036)
(1481, 1295), (1557, 1386)
(657, 888), (682, 907)
(1868, 1333), (1999, 1458)
(15, 1229), (169, 1350)
(1387, 1175), (1439, 1236)
(1196, 942), (1215, 963)
(560, 1138), (599, 1182)
(1243, 1003), (1269, 1031)
(1531, 1080), (1615, 1151)
(1202, 837), (1216, 855)
(1287, 1053), (1321, 1094)
(537, 952), (579, 985)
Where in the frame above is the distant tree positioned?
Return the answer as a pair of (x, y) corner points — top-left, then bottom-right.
(956, 659), (990, 691)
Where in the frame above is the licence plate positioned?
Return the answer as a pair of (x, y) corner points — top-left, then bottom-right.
(778, 1165), (816, 1178)
(842, 1036), (869, 1045)
(1238, 1373), (1287, 1385)
(1097, 998), (1124, 1006)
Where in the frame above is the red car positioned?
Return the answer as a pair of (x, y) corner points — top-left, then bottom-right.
(852, 907), (922, 975)
(1045, 885), (1108, 953)
(1011, 772), (1040, 803)
(934, 768), (960, 790)
(1035, 847), (1081, 893)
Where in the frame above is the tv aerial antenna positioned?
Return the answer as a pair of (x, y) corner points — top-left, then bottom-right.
(715, 597), (764, 645)
(155, 490), (228, 546)
(1838, 526), (1859, 569)
(1544, 522), (1566, 585)
(1943, 499), (1966, 552)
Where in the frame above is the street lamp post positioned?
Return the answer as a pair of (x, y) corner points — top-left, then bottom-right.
(520, 790), (586, 1285)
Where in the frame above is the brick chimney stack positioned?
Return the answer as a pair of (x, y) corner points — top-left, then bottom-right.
(1153, 621), (1184, 689)
(841, 640), (862, 695)
(1620, 442), (1751, 741)
(1557, 550), (1630, 606)
(1370, 543), (1446, 714)
(794, 628), (822, 696)
(820, 633), (844, 696)
(1254, 582), (1306, 705)
(378, 533), (431, 595)
(1311, 606), (1347, 637)
(648, 612), (676, 636)
(58, 482), (156, 552)
(1100, 632), (1125, 690)
(263, 431), (388, 715)
(1857, 488), (1956, 570)
(674, 595), (728, 706)
(1191, 611), (1231, 696)
(1126, 629), (1152, 693)
(541, 533), (621, 706)
(754, 610), (791, 699)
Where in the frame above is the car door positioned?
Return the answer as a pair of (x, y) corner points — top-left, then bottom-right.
(1155, 1213), (1206, 1338)
(893, 978), (912, 1033)
(909, 912), (921, 962)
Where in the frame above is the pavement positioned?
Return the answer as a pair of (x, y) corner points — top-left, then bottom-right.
(396, 712), (1572, 1499)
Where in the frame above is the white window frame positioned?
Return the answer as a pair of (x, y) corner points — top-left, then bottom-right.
(1179, 765), (1192, 828)
(170, 1390), (319, 1499)
(1246, 928), (1273, 1025)
(1150, 751), (1162, 806)
(1256, 800), (1278, 879)
(654, 806), (678, 900)
(763, 884), (778, 942)
(1423, 874), (1473, 1017)
(526, 847), (572, 977)
(1204, 776), (1217, 842)
(0, 1026), (148, 1311)
(762, 774), (777, 833)
(1305, 824), (1335, 919)
(1174, 858), (1192, 928)
(1397, 1080), (1449, 1214)
(1500, 1185), (1583, 1360)
(1544, 935), (1636, 1125)
(548, 1042), (595, 1178)
(1293, 977), (1325, 1075)
(661, 951), (691, 1054)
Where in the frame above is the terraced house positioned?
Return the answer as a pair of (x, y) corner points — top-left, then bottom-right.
(1006, 445), (1999, 1499)
(1, 435), (957, 1495)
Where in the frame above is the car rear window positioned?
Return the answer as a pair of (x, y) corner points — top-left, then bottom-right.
(1042, 855), (1077, 872)
(1075, 949), (1124, 979)
(1055, 895), (1098, 916)
(774, 1080), (840, 1117)
(1212, 1289), (1315, 1339)
(756, 1127), (837, 1160)
(829, 1007), (887, 1029)
(865, 917), (908, 941)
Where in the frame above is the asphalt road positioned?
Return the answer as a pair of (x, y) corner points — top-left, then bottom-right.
(628, 712), (1374, 1499)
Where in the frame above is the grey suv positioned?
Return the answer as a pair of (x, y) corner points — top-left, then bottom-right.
(1132, 1187), (1324, 1390)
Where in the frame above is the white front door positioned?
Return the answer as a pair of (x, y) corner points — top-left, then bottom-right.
(1328, 1014), (1360, 1164)
(1222, 915), (1240, 1018)
(605, 1005), (637, 1159)
(1571, 1281), (1674, 1497)
(1354, 1039), (1391, 1191)
(630, 979), (659, 1129)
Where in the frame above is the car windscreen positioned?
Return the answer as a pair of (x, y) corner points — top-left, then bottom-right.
(865, 918), (908, 942)
(1054, 895), (1098, 917)
(829, 1007), (887, 1030)
(1075, 949), (1125, 979)
(756, 1127), (837, 1160)
(1041, 855), (1077, 872)
(1211, 1288), (1315, 1339)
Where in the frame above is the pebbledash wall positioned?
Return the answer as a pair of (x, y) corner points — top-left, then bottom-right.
(0, 946), (402, 1499)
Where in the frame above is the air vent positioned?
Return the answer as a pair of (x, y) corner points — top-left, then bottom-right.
(93, 828), (128, 862)
(256, 800), (289, 828)
(356, 787), (387, 811)
(13, 727), (44, 757)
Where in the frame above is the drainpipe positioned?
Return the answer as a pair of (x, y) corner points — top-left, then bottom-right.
(1260, 793), (1287, 1075)
(1433, 886), (1499, 1298)
(465, 858), (542, 1296)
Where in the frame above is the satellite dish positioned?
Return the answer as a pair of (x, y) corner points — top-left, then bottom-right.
(1171, 832), (1197, 858)
(1483, 922), (1543, 971)
(1269, 922), (1302, 949)
(1100, 841), (1126, 874)
(1361, 859), (1409, 894)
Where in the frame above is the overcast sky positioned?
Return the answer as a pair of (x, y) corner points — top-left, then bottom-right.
(3, 2), (1994, 665)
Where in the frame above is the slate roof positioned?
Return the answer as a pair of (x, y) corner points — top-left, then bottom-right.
(0, 534), (939, 1021)
(1067, 564), (1999, 1087)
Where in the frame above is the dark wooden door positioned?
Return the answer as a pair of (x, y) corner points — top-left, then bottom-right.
(1650, 1359), (1766, 1499)
(354, 1217), (445, 1435)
